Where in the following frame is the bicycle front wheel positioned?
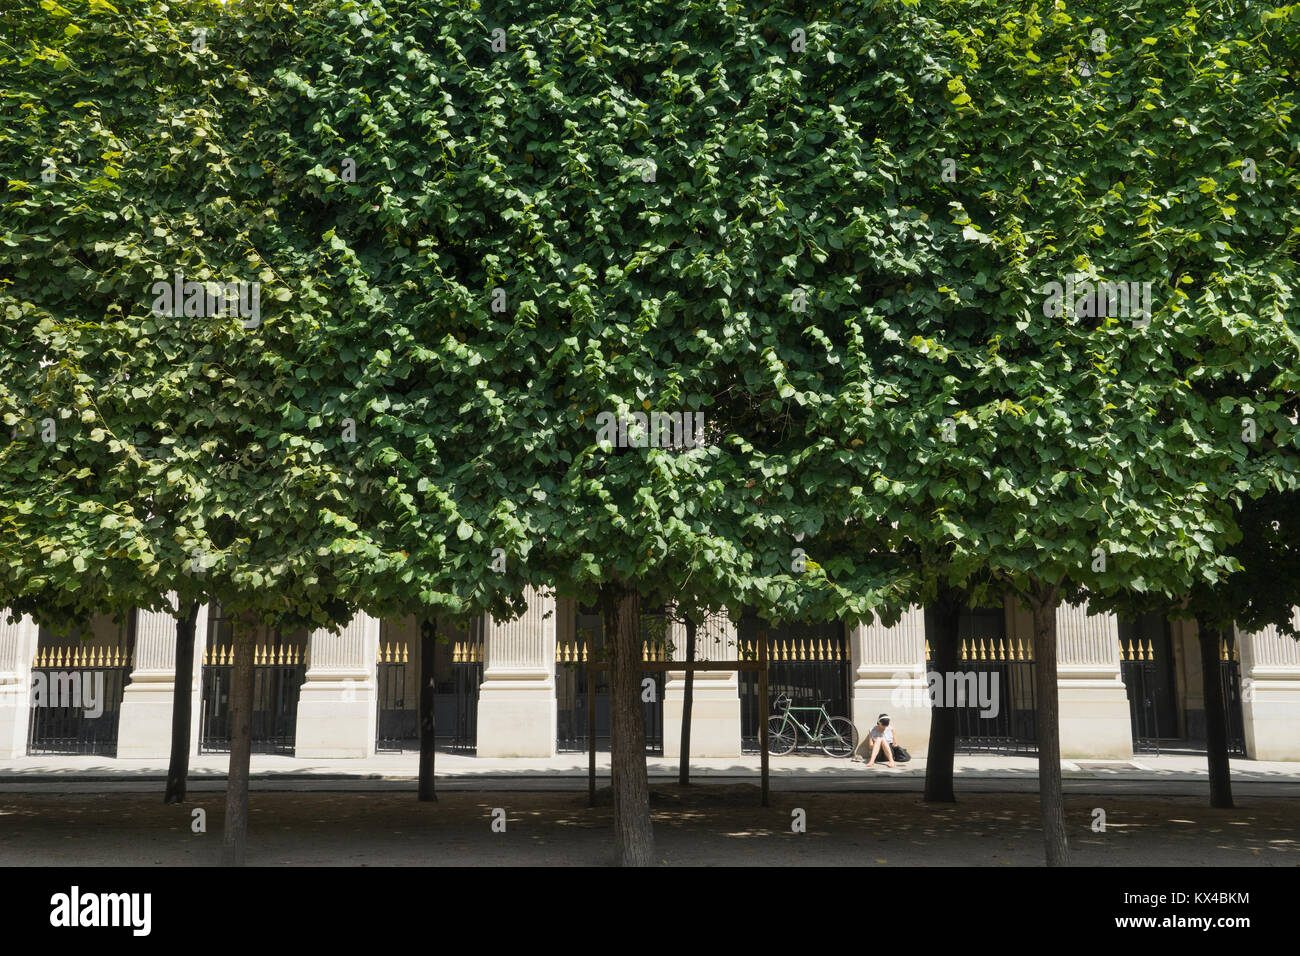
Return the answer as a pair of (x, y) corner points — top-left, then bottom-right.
(767, 716), (798, 755)
(821, 717), (858, 758)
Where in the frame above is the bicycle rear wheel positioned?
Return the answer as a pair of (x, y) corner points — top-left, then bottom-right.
(821, 717), (858, 758)
(767, 716), (798, 755)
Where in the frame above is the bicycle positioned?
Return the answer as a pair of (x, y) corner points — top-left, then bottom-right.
(766, 694), (858, 757)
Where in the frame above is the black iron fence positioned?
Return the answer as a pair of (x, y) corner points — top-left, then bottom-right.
(555, 638), (665, 754)
(27, 646), (131, 756)
(374, 638), (481, 752)
(927, 637), (1038, 755)
(199, 643), (305, 755)
(1219, 634), (1247, 758)
(1120, 637), (1163, 753)
(1119, 632), (1246, 757)
(741, 633), (849, 752)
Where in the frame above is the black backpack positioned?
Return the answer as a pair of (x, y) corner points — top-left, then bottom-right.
(891, 744), (911, 763)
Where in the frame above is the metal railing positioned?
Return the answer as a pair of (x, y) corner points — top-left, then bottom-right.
(555, 638), (665, 754)
(27, 645), (131, 756)
(741, 635), (849, 752)
(927, 637), (1038, 755)
(374, 639), (481, 753)
(199, 643), (305, 756)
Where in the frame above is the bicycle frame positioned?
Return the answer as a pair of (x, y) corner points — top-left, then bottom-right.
(774, 704), (833, 741)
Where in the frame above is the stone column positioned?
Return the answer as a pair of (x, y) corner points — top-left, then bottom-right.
(850, 606), (931, 756)
(1237, 610), (1300, 760)
(476, 586), (556, 757)
(1044, 600), (1133, 759)
(294, 611), (380, 758)
(663, 609), (742, 758)
(115, 600), (210, 758)
(0, 611), (39, 758)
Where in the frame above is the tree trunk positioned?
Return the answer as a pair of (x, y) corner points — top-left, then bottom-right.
(678, 616), (696, 787)
(1196, 614), (1234, 809)
(163, 600), (200, 804)
(418, 617), (438, 802)
(220, 618), (256, 866)
(604, 582), (654, 866)
(924, 595), (962, 803)
(1030, 588), (1069, 867)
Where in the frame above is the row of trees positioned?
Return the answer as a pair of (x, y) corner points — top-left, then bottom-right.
(3, 0), (1297, 866)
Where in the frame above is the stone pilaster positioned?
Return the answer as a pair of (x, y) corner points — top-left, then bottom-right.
(294, 611), (380, 758)
(1048, 600), (1134, 759)
(476, 586), (556, 757)
(0, 611), (39, 758)
(115, 599), (210, 758)
(663, 608), (742, 758)
(1237, 610), (1300, 760)
(850, 606), (930, 756)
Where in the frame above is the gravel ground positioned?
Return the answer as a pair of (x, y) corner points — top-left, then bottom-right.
(0, 786), (1295, 866)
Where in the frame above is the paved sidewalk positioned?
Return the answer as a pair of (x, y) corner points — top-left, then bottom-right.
(2, 751), (1298, 795)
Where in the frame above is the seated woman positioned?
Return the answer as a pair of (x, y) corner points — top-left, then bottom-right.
(865, 714), (899, 768)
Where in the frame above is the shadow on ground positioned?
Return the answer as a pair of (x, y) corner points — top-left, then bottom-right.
(0, 787), (1294, 866)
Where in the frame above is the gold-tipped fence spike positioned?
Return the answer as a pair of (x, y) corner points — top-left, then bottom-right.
(400, 644), (409, 663)
(1146, 638), (1155, 661)
(1220, 639), (1229, 662)
(925, 639), (932, 660)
